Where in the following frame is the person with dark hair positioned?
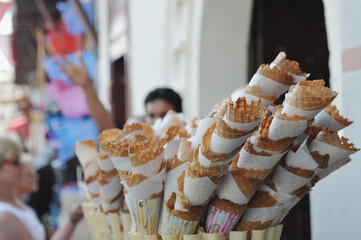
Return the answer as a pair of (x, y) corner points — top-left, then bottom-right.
(57, 57), (183, 130)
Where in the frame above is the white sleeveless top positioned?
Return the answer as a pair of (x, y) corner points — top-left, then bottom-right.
(0, 200), (46, 240)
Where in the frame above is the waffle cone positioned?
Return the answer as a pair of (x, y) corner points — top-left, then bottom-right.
(279, 158), (314, 178)
(310, 151), (330, 169)
(163, 125), (180, 142)
(272, 106), (306, 121)
(166, 192), (205, 221)
(176, 172), (197, 210)
(117, 170), (129, 180)
(248, 191), (278, 208)
(78, 140), (97, 150)
(166, 157), (185, 172)
(99, 128), (122, 151)
(230, 161), (273, 199)
(242, 139), (273, 157)
(257, 64), (293, 86)
(211, 196), (247, 215)
(324, 104), (353, 127)
(215, 119), (250, 139)
(185, 161), (223, 185)
(291, 185), (310, 198)
(272, 52), (306, 76)
(128, 138), (166, 167)
(254, 119), (295, 152)
(240, 85), (278, 102)
(225, 97), (268, 125)
(192, 151), (229, 177)
(286, 80), (337, 111)
(116, 123), (143, 139)
(200, 123), (243, 162)
(98, 168), (119, 182)
(142, 123), (155, 140)
(209, 97), (232, 118)
(316, 129), (359, 152)
(178, 138), (194, 162)
(125, 172), (148, 187)
(101, 190), (122, 204)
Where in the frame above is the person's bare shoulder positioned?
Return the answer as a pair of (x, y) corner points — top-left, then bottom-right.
(0, 212), (34, 240)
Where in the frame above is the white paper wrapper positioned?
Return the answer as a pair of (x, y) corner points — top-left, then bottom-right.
(317, 157), (350, 181)
(165, 136), (181, 160)
(183, 176), (217, 205)
(124, 168), (166, 200)
(97, 155), (115, 172)
(284, 141), (318, 170)
(270, 166), (311, 195)
(281, 102), (320, 121)
(84, 160), (98, 180)
(101, 198), (122, 212)
(236, 149), (285, 171)
(128, 197), (162, 235)
(312, 110), (345, 132)
(74, 141), (97, 167)
(131, 152), (164, 178)
(224, 118), (260, 132)
(87, 179), (100, 195)
(209, 134), (250, 155)
(99, 176), (122, 201)
(270, 62), (309, 83)
(111, 156), (132, 173)
(241, 206), (283, 225)
(268, 118), (307, 141)
(192, 118), (218, 150)
(216, 169), (249, 205)
(308, 139), (353, 166)
(198, 150), (233, 167)
(159, 163), (187, 235)
(249, 73), (290, 97)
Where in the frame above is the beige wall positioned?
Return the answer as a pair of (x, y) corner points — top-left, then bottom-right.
(311, 0), (361, 239)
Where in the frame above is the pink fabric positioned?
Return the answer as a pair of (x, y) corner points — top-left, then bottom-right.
(44, 80), (89, 118)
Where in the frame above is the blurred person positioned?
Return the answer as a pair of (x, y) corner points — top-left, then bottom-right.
(56, 55), (183, 130)
(15, 154), (39, 201)
(0, 137), (83, 240)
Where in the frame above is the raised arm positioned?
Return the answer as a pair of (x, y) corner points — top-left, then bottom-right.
(56, 54), (115, 131)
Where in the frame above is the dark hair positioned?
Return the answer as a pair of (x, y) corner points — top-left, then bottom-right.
(144, 88), (182, 113)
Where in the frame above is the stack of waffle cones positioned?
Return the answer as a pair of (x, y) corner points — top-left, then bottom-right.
(249, 64), (293, 97)
(231, 85), (278, 107)
(97, 153), (123, 213)
(270, 52), (310, 83)
(74, 140), (101, 211)
(123, 137), (167, 235)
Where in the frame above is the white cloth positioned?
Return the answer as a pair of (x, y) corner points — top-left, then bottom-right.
(0, 200), (45, 240)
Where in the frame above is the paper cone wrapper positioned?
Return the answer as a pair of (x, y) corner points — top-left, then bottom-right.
(101, 198), (121, 213)
(167, 212), (199, 240)
(159, 161), (187, 235)
(205, 204), (242, 235)
(267, 108), (307, 140)
(192, 117), (218, 150)
(129, 138), (165, 177)
(210, 120), (252, 154)
(271, 52), (309, 83)
(282, 80), (337, 120)
(249, 64), (293, 96)
(308, 129), (359, 167)
(108, 212), (123, 240)
(231, 85), (278, 107)
(99, 177), (122, 204)
(165, 136), (181, 160)
(124, 168), (166, 200)
(229, 225), (283, 240)
(236, 140), (285, 171)
(97, 153), (115, 172)
(229, 231), (247, 240)
(198, 231), (224, 240)
(127, 197), (162, 235)
(215, 168), (249, 206)
(152, 110), (185, 137)
(74, 140), (97, 167)
(312, 104), (353, 131)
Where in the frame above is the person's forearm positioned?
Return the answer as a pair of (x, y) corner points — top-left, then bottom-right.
(50, 218), (76, 240)
(83, 83), (115, 131)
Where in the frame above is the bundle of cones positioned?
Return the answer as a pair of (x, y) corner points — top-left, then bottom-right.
(77, 52), (359, 240)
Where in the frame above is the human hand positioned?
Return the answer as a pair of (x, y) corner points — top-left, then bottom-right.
(69, 202), (84, 225)
(55, 52), (91, 89)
